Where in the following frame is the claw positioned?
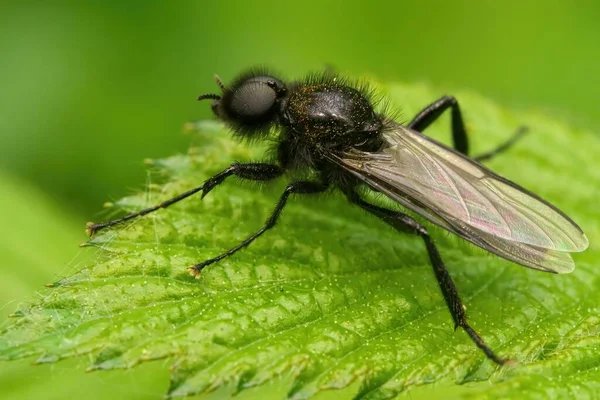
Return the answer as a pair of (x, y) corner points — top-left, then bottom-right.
(187, 266), (201, 279)
(502, 358), (518, 367)
(86, 221), (96, 237)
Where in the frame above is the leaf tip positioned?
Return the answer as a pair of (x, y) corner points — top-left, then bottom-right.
(182, 121), (196, 133)
(8, 310), (24, 318)
(35, 354), (59, 364)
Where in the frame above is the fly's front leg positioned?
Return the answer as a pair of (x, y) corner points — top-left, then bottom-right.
(86, 163), (283, 236)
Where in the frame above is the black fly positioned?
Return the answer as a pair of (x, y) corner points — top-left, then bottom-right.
(86, 69), (589, 365)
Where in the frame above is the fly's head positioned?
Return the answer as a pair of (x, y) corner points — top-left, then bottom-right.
(198, 71), (287, 138)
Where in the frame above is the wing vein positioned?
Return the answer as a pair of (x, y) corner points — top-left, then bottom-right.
(330, 121), (587, 273)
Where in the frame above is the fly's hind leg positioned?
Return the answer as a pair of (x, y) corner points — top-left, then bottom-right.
(407, 95), (526, 162)
(408, 95), (470, 155)
(472, 126), (528, 162)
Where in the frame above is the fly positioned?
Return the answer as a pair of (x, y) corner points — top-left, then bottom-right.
(86, 68), (589, 365)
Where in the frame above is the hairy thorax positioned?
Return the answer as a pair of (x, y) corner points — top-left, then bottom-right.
(281, 83), (383, 151)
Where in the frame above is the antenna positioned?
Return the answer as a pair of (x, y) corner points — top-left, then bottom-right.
(214, 75), (226, 91)
(197, 93), (221, 101)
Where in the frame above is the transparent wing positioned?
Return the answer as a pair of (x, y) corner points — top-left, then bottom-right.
(329, 121), (588, 273)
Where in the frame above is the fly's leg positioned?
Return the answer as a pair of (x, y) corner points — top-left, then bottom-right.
(408, 95), (469, 155)
(348, 192), (512, 365)
(188, 181), (328, 277)
(86, 163), (283, 237)
(473, 126), (528, 162)
(407, 95), (526, 161)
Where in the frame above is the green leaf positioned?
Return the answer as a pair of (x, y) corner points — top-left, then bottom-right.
(0, 171), (169, 400)
(1, 81), (599, 400)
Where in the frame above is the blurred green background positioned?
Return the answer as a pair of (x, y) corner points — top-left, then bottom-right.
(2, 1), (600, 218)
(1, 1), (598, 399)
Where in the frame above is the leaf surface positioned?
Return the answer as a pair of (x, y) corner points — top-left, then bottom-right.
(1, 82), (599, 399)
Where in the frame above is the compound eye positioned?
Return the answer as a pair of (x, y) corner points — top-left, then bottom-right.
(230, 76), (284, 120)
